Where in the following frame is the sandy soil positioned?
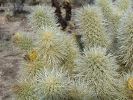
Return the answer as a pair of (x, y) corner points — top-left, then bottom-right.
(0, 15), (29, 100)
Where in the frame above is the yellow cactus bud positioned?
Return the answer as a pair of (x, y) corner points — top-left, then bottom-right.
(25, 50), (38, 62)
(28, 50), (38, 61)
(128, 77), (133, 90)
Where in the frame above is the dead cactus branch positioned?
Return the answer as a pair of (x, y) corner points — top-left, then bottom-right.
(51, 0), (72, 30)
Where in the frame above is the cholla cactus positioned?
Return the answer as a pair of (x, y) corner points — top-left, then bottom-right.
(62, 35), (80, 74)
(12, 32), (34, 51)
(117, 9), (133, 72)
(12, 76), (37, 100)
(95, 0), (113, 19)
(75, 47), (124, 99)
(115, 0), (132, 12)
(75, 5), (110, 49)
(29, 5), (57, 30)
(21, 60), (45, 77)
(17, 48), (46, 78)
(95, 0), (122, 52)
(107, 9), (122, 53)
(36, 26), (67, 68)
(35, 68), (70, 100)
(96, 0), (130, 34)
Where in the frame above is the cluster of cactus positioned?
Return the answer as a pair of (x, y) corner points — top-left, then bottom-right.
(12, 0), (133, 100)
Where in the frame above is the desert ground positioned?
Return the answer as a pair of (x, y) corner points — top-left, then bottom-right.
(0, 12), (31, 100)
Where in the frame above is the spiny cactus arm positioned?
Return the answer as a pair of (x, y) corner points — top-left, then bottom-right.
(12, 75), (37, 100)
(29, 5), (57, 30)
(12, 32), (34, 51)
(95, 0), (123, 53)
(95, 0), (121, 30)
(35, 68), (70, 100)
(117, 9), (133, 72)
(75, 5), (110, 48)
(20, 60), (45, 78)
(36, 26), (68, 67)
(95, 0), (121, 33)
(95, 0), (114, 19)
(75, 47), (124, 99)
(68, 79), (90, 100)
(61, 35), (80, 75)
(115, 0), (132, 12)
